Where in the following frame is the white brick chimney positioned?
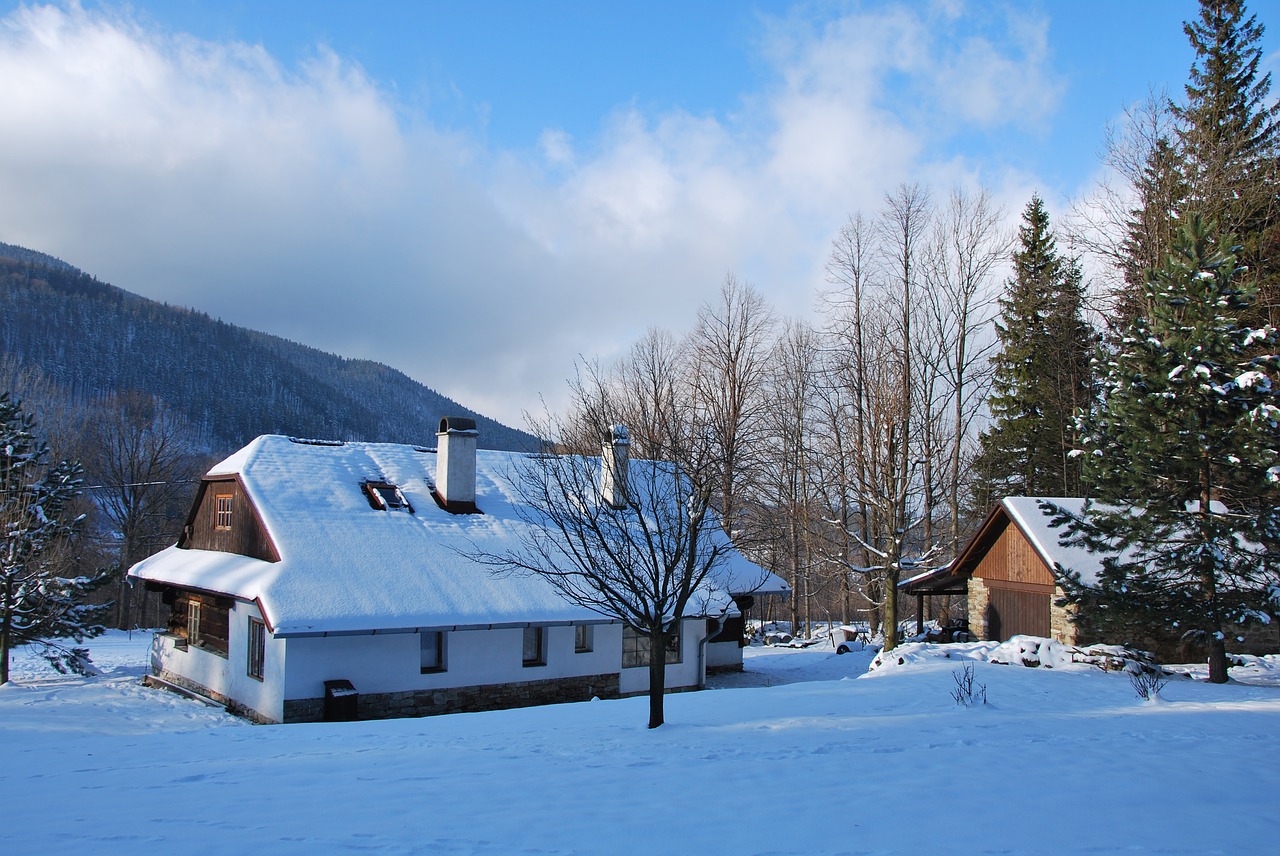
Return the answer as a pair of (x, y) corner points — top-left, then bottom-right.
(601, 424), (630, 509)
(436, 416), (478, 512)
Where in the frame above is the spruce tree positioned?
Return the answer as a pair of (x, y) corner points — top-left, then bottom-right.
(974, 195), (1092, 505)
(1058, 217), (1280, 682)
(0, 392), (108, 684)
(1118, 136), (1190, 327)
(1111, 1), (1280, 327)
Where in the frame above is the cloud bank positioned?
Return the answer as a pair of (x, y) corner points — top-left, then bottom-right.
(0, 2), (1064, 429)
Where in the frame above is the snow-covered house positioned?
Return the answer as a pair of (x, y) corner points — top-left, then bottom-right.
(129, 419), (786, 723)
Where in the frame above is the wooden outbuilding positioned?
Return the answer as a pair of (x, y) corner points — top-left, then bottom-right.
(920, 497), (1279, 654)
(951, 498), (1088, 643)
(912, 498), (1100, 645)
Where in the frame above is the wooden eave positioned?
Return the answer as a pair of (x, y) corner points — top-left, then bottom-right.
(143, 580), (235, 610)
(899, 564), (967, 595)
(141, 584), (276, 634)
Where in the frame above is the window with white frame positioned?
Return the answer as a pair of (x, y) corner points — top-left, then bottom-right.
(420, 631), (446, 673)
(522, 626), (545, 666)
(622, 625), (680, 668)
(247, 617), (266, 680)
(187, 599), (201, 644)
(574, 624), (593, 653)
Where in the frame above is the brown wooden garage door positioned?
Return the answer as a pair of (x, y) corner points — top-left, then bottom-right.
(987, 586), (1051, 641)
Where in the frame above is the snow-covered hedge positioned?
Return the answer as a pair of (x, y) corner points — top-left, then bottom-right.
(867, 635), (1162, 676)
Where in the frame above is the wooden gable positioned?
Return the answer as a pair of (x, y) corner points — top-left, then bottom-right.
(180, 476), (279, 562)
(954, 502), (1057, 641)
(973, 519), (1055, 589)
(955, 505), (1055, 590)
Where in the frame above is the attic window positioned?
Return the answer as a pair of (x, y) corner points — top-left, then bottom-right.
(214, 494), (233, 530)
(362, 481), (413, 513)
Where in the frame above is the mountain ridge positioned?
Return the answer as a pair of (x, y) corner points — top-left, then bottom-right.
(0, 241), (538, 453)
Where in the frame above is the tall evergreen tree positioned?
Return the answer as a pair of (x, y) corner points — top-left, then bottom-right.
(1057, 217), (1280, 683)
(1117, 135), (1190, 327)
(973, 195), (1092, 505)
(1176, 1), (1280, 228)
(0, 392), (108, 684)
(1115, 1), (1280, 326)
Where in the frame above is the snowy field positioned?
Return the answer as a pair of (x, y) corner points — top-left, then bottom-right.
(2, 633), (1278, 855)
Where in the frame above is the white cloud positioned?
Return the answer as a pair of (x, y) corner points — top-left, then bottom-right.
(0, 2), (1069, 431)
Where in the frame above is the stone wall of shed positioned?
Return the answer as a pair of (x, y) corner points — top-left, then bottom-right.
(967, 577), (991, 640)
(283, 672), (620, 723)
(969, 577), (1085, 646)
(1050, 586), (1081, 646)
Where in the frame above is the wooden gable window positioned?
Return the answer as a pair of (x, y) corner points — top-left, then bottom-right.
(247, 617), (266, 680)
(214, 493), (233, 530)
(522, 626), (545, 667)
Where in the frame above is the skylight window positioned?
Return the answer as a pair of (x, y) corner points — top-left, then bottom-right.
(361, 481), (413, 513)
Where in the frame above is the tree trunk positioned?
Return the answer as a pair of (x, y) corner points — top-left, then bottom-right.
(882, 576), (898, 650)
(647, 628), (667, 729)
(1, 576), (11, 685)
(1207, 635), (1229, 684)
(788, 515), (800, 638)
(115, 568), (132, 630)
(1199, 445), (1228, 685)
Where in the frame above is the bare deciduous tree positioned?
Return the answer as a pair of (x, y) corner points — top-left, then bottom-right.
(487, 403), (735, 729)
(689, 275), (776, 540)
(763, 320), (821, 638)
(922, 187), (1006, 549)
(89, 390), (204, 629)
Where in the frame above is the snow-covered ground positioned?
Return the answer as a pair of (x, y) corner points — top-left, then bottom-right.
(2, 632), (1278, 855)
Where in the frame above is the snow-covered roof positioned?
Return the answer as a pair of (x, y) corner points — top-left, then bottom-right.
(130, 435), (783, 636)
(1001, 496), (1244, 587)
(898, 561), (962, 593)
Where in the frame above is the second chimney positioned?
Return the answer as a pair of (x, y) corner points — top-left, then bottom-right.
(436, 416), (478, 513)
(601, 424), (630, 509)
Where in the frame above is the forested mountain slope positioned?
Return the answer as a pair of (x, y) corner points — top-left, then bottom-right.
(0, 242), (536, 452)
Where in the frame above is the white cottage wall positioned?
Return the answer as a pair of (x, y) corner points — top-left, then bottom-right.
(618, 619), (706, 696)
(281, 623), (624, 701)
(705, 639), (744, 671)
(149, 600), (284, 723)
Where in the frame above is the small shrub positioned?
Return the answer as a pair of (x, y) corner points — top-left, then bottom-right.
(951, 663), (987, 706)
(1130, 668), (1170, 701)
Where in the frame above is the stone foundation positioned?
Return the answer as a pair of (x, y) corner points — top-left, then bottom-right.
(150, 668), (225, 705)
(283, 673), (621, 724)
(618, 683), (700, 699)
(147, 669), (275, 725)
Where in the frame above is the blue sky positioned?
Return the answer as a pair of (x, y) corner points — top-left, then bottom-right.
(2, 1), (1276, 429)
